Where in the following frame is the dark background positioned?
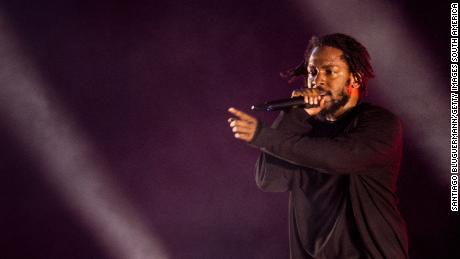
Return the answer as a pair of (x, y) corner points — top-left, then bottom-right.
(0, 0), (458, 258)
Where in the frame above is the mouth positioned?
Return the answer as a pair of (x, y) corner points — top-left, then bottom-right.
(315, 88), (331, 97)
(318, 91), (331, 97)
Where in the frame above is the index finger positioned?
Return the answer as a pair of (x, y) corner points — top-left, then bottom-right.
(291, 89), (304, 98)
(228, 107), (255, 122)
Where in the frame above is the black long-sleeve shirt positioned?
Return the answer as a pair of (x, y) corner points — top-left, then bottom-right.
(251, 102), (408, 259)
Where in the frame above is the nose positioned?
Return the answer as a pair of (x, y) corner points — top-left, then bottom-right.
(312, 72), (326, 88)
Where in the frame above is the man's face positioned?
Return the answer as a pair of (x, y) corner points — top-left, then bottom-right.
(305, 46), (353, 116)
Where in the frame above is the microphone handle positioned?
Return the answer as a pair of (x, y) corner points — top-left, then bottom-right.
(251, 96), (318, 112)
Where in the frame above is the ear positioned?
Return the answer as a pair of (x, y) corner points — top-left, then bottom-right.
(349, 74), (361, 89)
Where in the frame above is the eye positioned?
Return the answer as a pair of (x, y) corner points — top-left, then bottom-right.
(325, 69), (334, 75)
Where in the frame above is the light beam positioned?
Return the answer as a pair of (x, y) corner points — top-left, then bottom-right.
(0, 11), (170, 259)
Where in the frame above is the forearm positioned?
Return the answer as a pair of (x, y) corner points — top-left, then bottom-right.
(270, 108), (312, 133)
(251, 110), (403, 174)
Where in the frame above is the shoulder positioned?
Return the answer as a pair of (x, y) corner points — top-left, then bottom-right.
(355, 102), (403, 132)
(359, 102), (401, 122)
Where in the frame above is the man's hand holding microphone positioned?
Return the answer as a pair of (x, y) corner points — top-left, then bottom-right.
(228, 88), (327, 142)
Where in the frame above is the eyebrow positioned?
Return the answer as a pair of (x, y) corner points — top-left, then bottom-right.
(308, 64), (340, 69)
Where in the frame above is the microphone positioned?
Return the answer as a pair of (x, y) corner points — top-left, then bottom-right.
(251, 96), (318, 112)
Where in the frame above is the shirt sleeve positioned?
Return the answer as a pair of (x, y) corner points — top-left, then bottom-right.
(251, 108), (403, 175)
(253, 108), (313, 192)
(255, 152), (299, 192)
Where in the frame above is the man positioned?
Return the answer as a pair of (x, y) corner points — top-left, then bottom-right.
(227, 33), (408, 259)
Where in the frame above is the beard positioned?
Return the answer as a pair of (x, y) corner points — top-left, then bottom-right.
(315, 92), (350, 122)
